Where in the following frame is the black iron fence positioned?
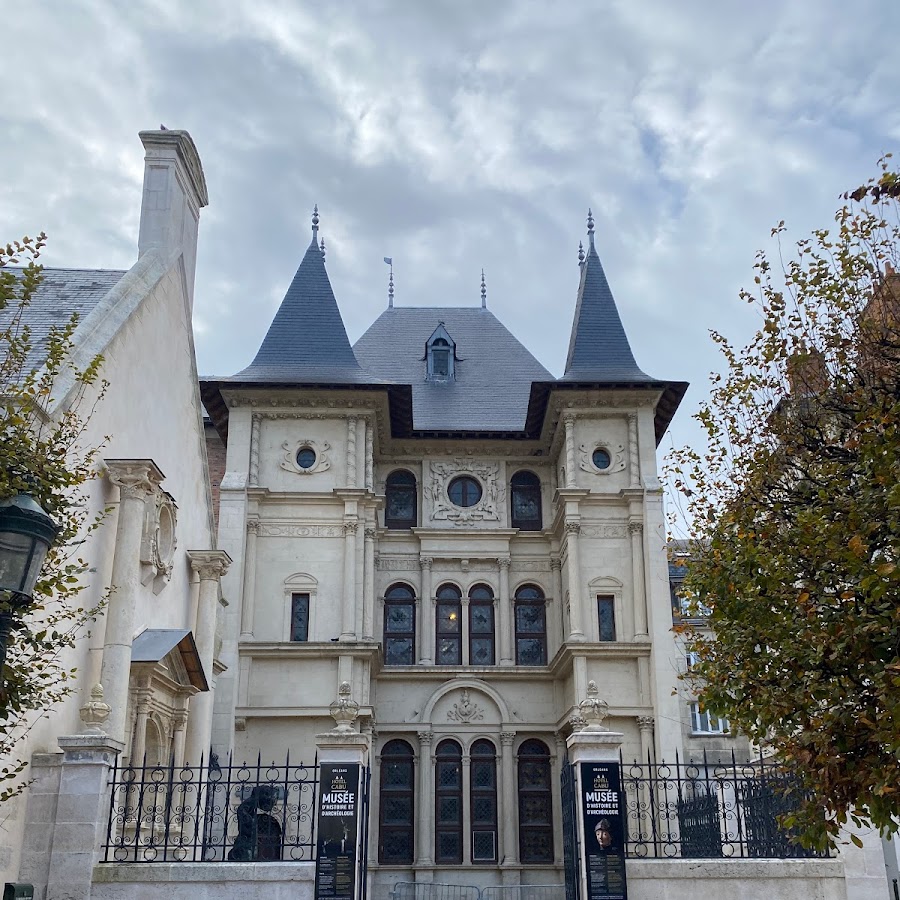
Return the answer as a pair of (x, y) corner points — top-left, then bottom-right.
(101, 753), (319, 862)
(619, 750), (829, 859)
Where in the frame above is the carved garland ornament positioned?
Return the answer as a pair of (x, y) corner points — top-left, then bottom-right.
(140, 490), (177, 593)
(427, 460), (504, 525)
(579, 443), (626, 475)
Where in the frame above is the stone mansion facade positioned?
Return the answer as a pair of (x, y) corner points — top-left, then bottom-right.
(200, 207), (689, 889)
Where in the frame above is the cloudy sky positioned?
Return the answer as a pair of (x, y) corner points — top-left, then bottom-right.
(2, 0), (899, 485)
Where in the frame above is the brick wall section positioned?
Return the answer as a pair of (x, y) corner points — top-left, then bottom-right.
(205, 420), (227, 530)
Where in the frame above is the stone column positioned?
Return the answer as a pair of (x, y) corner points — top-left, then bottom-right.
(630, 522), (649, 640)
(637, 715), (655, 765)
(346, 416), (358, 488)
(627, 413), (640, 489)
(185, 550), (231, 765)
(498, 556), (513, 666)
(550, 557), (564, 653)
(340, 521), (358, 641)
(363, 526), (376, 641)
(172, 705), (189, 767)
(128, 686), (151, 764)
(564, 415), (577, 489)
(101, 459), (163, 744)
(248, 414), (261, 486)
(500, 731), (518, 866)
(565, 522), (585, 641)
(416, 730), (434, 865)
(419, 557), (433, 665)
(239, 517), (259, 638)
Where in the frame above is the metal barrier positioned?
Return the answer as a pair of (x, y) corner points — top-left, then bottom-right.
(391, 884), (565, 900)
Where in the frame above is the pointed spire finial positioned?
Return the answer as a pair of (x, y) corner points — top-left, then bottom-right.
(586, 208), (595, 250)
(320, 237), (326, 259)
(388, 270), (394, 309)
(480, 269), (487, 308)
(578, 241), (585, 267)
(311, 204), (320, 240)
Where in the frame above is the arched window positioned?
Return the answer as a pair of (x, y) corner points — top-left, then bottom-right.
(378, 740), (415, 864)
(383, 583), (416, 666)
(514, 585), (547, 666)
(510, 471), (542, 531)
(517, 739), (553, 863)
(468, 584), (495, 666)
(435, 739), (463, 863)
(435, 584), (462, 665)
(385, 470), (417, 530)
(470, 739), (498, 862)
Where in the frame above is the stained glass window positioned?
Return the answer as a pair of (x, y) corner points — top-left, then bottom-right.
(510, 470), (542, 531)
(384, 583), (416, 666)
(468, 584), (495, 666)
(598, 595), (616, 642)
(436, 584), (462, 665)
(470, 739), (497, 862)
(290, 593), (309, 642)
(518, 739), (553, 863)
(515, 585), (547, 666)
(385, 470), (417, 529)
(379, 740), (414, 863)
(435, 740), (463, 863)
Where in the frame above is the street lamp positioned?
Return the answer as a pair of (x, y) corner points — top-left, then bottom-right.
(0, 494), (60, 676)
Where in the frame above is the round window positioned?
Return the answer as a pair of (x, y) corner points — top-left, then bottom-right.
(592, 447), (611, 470)
(296, 447), (317, 469)
(447, 475), (482, 507)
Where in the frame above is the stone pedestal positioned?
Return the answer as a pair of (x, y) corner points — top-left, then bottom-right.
(19, 733), (123, 900)
(566, 729), (625, 900)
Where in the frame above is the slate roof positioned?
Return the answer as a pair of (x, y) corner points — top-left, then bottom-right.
(353, 307), (553, 432)
(0, 267), (126, 371)
(561, 234), (651, 382)
(235, 229), (379, 384)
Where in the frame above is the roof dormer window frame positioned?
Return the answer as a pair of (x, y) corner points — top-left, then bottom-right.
(426, 323), (456, 382)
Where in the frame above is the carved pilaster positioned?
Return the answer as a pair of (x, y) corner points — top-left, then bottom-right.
(565, 521), (581, 535)
(627, 412), (640, 488)
(364, 420), (374, 491)
(500, 731), (516, 747)
(249, 415), (261, 486)
(346, 416), (358, 488)
(563, 415), (577, 489)
(343, 521), (359, 537)
(247, 518), (260, 535)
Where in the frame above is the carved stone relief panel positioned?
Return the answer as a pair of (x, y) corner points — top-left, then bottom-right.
(280, 439), (332, 476)
(140, 490), (177, 594)
(426, 459), (505, 525)
(579, 442), (626, 475)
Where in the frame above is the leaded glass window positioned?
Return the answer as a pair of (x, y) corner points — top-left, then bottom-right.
(385, 470), (417, 530)
(518, 739), (553, 863)
(468, 584), (495, 666)
(384, 583), (416, 666)
(435, 583), (462, 665)
(379, 740), (414, 863)
(510, 470), (542, 531)
(598, 594), (616, 642)
(515, 585), (547, 666)
(435, 740), (463, 863)
(470, 739), (498, 862)
(290, 593), (309, 641)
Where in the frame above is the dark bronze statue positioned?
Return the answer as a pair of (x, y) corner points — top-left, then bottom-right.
(227, 785), (282, 861)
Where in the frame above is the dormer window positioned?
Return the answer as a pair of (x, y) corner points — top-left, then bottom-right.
(426, 324), (456, 381)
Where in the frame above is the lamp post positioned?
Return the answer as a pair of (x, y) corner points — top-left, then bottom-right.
(0, 493), (60, 676)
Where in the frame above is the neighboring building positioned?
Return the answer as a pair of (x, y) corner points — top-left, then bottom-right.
(200, 208), (688, 888)
(0, 130), (225, 889)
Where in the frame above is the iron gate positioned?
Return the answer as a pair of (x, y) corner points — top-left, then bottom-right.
(559, 757), (579, 900)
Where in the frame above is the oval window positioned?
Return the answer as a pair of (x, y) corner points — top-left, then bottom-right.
(592, 448), (611, 470)
(447, 475), (482, 507)
(297, 447), (317, 469)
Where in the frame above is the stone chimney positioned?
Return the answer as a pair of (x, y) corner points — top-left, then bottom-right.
(138, 129), (209, 309)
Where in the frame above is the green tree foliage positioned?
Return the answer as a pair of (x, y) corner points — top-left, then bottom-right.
(668, 158), (900, 849)
(0, 234), (107, 799)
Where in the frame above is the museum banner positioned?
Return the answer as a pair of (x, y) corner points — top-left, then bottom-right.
(315, 763), (362, 900)
(580, 761), (627, 900)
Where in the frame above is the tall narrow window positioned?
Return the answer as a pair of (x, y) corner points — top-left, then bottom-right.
(468, 584), (495, 666)
(385, 470), (417, 530)
(290, 593), (310, 641)
(431, 339), (451, 376)
(435, 584), (462, 665)
(435, 740), (463, 863)
(518, 739), (554, 863)
(383, 583), (416, 666)
(514, 585), (547, 666)
(470, 739), (498, 863)
(510, 471), (542, 531)
(378, 740), (415, 864)
(597, 595), (616, 642)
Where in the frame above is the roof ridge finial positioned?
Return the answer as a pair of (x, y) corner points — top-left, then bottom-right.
(578, 240), (585, 267)
(586, 208), (595, 251)
(480, 269), (486, 308)
(320, 237), (326, 260)
(311, 204), (319, 242)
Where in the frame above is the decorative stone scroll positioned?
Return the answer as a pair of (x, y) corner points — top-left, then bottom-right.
(280, 439), (331, 475)
(446, 689), (484, 724)
(427, 460), (505, 525)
